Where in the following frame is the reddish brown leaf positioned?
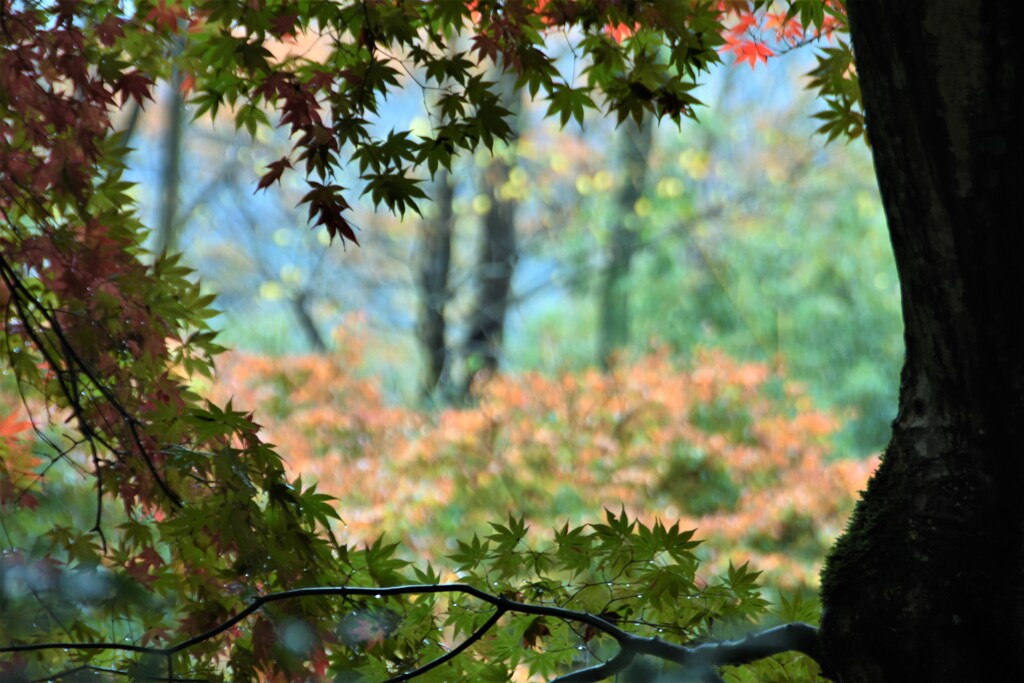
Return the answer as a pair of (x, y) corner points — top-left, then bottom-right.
(522, 617), (551, 649)
(271, 13), (299, 39)
(114, 70), (156, 107)
(256, 156), (293, 192)
(95, 15), (126, 46)
(145, 0), (188, 34)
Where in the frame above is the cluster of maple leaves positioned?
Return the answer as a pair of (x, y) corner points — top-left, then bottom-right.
(1, 0), (855, 679)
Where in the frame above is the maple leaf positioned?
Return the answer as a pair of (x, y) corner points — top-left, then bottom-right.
(251, 616), (277, 661)
(301, 181), (358, 244)
(0, 412), (32, 439)
(339, 609), (400, 651)
(470, 29), (502, 64)
(125, 547), (165, 583)
(584, 611), (622, 643)
(114, 71), (156, 107)
(145, 0), (188, 34)
(765, 11), (805, 44)
(522, 617), (551, 649)
(140, 625), (174, 646)
(716, 0), (752, 18)
(94, 16), (126, 46)
(255, 156), (293, 192)
(605, 22), (635, 44)
(728, 12), (758, 35)
(178, 73), (195, 96)
(723, 36), (775, 68)
(270, 13), (299, 39)
(817, 15), (841, 41)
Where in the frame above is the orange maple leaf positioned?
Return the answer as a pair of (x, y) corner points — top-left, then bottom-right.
(178, 73), (195, 96)
(0, 412), (32, 439)
(605, 22), (636, 44)
(765, 11), (805, 44)
(723, 36), (775, 68)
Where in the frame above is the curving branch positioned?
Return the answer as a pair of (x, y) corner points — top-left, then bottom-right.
(553, 648), (636, 683)
(0, 252), (184, 509)
(29, 664), (207, 683)
(0, 583), (825, 682)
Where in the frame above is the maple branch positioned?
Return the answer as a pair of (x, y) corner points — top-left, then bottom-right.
(29, 663), (206, 683)
(381, 607), (505, 683)
(0, 583), (825, 681)
(88, 437), (109, 553)
(0, 252), (184, 508)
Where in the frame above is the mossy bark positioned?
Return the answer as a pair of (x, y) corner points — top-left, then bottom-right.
(819, 2), (1024, 680)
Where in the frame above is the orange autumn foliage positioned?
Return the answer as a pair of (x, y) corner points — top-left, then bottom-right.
(0, 386), (43, 509)
(212, 326), (877, 588)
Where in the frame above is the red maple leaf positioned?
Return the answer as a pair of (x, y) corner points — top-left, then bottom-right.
(728, 12), (757, 34)
(115, 70), (155, 107)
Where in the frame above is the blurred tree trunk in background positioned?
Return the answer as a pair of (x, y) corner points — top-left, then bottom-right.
(417, 168), (455, 399)
(156, 50), (185, 256)
(415, 40), (461, 400)
(291, 289), (327, 352)
(599, 115), (653, 369)
(459, 68), (522, 400)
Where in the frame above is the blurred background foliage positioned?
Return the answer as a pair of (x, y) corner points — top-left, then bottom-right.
(2, 47), (900, 598)
(125, 47), (900, 456)
(210, 331), (877, 590)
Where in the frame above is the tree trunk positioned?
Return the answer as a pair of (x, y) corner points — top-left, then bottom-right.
(417, 169), (455, 399)
(599, 115), (653, 370)
(156, 69), (185, 256)
(292, 291), (327, 352)
(819, 2), (1024, 681)
(460, 69), (521, 399)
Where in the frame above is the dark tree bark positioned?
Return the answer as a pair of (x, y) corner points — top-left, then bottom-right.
(417, 169), (455, 398)
(599, 115), (653, 370)
(819, 2), (1024, 681)
(460, 69), (521, 399)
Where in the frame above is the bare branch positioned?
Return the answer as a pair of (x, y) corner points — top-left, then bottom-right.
(0, 583), (824, 681)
